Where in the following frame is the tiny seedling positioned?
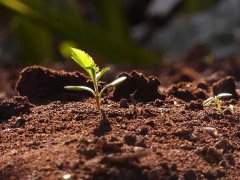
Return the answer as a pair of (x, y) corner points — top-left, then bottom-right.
(64, 47), (126, 110)
(203, 93), (232, 113)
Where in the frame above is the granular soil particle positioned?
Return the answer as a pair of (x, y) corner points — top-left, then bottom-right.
(0, 65), (239, 179)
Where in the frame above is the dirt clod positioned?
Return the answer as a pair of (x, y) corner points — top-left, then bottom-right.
(185, 100), (203, 111)
(11, 117), (26, 128)
(154, 99), (164, 107)
(0, 96), (32, 120)
(119, 98), (129, 108)
(167, 82), (208, 102)
(112, 71), (165, 102)
(223, 109), (233, 115)
(16, 66), (91, 103)
(206, 147), (223, 163)
(184, 169), (197, 180)
(124, 134), (137, 145)
(212, 76), (238, 99)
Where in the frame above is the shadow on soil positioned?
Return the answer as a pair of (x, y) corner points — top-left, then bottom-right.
(93, 110), (112, 136)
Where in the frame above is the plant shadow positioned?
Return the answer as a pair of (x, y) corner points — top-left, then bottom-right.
(93, 109), (112, 136)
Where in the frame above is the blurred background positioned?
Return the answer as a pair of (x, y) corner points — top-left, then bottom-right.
(1, 0), (240, 68)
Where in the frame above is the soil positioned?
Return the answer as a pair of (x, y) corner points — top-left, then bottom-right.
(0, 58), (240, 179)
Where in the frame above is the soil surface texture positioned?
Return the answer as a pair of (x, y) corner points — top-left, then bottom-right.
(0, 63), (240, 180)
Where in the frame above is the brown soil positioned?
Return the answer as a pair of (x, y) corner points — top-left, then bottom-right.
(0, 63), (240, 180)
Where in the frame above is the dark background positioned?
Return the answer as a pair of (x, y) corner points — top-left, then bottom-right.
(0, 0), (240, 67)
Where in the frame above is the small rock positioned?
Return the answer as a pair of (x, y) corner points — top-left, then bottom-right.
(160, 162), (169, 171)
(185, 100), (203, 111)
(197, 82), (209, 90)
(195, 146), (208, 155)
(136, 138), (147, 147)
(216, 168), (226, 177)
(27, 141), (41, 148)
(102, 141), (123, 153)
(204, 127), (218, 137)
(174, 128), (193, 137)
(206, 147), (223, 163)
(180, 145), (194, 151)
(139, 126), (149, 135)
(189, 133), (200, 142)
(202, 115), (210, 122)
(124, 134), (136, 145)
(63, 173), (72, 180)
(76, 142), (97, 159)
(226, 153), (235, 165)
(64, 138), (78, 145)
(154, 99), (164, 107)
(119, 98), (129, 108)
(215, 139), (229, 150)
(223, 109), (232, 115)
(171, 164), (177, 171)
(204, 171), (215, 179)
(12, 117), (26, 128)
(184, 169), (197, 180)
(71, 162), (79, 169)
(215, 139), (235, 153)
(146, 120), (155, 127)
(219, 160), (227, 167)
(10, 149), (18, 156)
(235, 131), (240, 138)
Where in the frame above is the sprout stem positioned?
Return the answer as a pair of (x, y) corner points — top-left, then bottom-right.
(96, 95), (101, 110)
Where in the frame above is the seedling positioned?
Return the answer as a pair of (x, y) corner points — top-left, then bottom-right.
(65, 47), (126, 110)
(203, 93), (232, 113)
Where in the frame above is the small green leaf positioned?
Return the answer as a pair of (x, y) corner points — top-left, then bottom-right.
(64, 86), (95, 96)
(70, 47), (99, 78)
(203, 97), (215, 106)
(216, 93), (232, 98)
(96, 67), (110, 81)
(100, 76), (126, 96)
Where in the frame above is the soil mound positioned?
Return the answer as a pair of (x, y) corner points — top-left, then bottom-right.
(167, 82), (208, 102)
(0, 96), (32, 120)
(16, 66), (91, 103)
(212, 76), (238, 99)
(172, 67), (202, 84)
(112, 71), (165, 102)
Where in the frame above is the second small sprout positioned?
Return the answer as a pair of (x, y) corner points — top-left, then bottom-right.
(203, 93), (232, 113)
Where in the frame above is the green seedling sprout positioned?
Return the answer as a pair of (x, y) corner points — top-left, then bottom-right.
(64, 47), (126, 110)
(203, 93), (232, 113)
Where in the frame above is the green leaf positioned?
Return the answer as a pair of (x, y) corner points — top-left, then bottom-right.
(96, 67), (110, 81)
(100, 76), (126, 96)
(64, 86), (95, 96)
(70, 47), (99, 79)
(216, 93), (232, 98)
(203, 97), (215, 106)
(107, 76), (127, 87)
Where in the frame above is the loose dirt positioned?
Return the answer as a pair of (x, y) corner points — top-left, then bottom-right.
(0, 62), (239, 179)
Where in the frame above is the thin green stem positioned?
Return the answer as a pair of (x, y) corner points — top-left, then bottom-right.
(93, 74), (101, 110)
(215, 96), (221, 113)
